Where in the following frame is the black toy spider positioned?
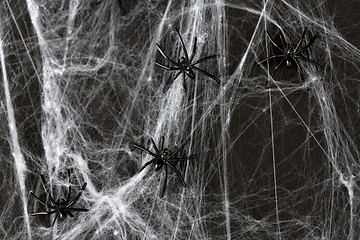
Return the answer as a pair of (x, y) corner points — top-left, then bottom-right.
(30, 170), (89, 227)
(258, 27), (323, 77)
(155, 28), (221, 91)
(132, 136), (197, 197)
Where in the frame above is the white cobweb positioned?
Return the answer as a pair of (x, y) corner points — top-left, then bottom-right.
(0, 0), (359, 239)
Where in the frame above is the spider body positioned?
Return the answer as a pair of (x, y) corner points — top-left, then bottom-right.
(132, 136), (197, 197)
(258, 28), (323, 78)
(30, 170), (89, 227)
(155, 28), (221, 91)
(178, 56), (195, 79)
(154, 148), (171, 171)
(53, 198), (77, 219)
(284, 44), (295, 67)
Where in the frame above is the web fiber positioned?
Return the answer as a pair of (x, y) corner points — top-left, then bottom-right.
(0, 0), (359, 239)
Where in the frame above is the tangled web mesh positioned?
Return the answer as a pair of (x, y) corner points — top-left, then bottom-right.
(0, 0), (359, 239)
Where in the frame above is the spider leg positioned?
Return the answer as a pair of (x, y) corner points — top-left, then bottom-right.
(30, 191), (49, 207)
(81, 182), (87, 191)
(160, 164), (168, 197)
(67, 207), (89, 212)
(169, 154), (197, 162)
(67, 182), (87, 207)
(271, 58), (285, 77)
(67, 170), (72, 205)
(296, 56), (323, 70)
(156, 44), (178, 65)
(169, 143), (186, 159)
(166, 71), (182, 86)
(278, 30), (287, 49)
(191, 65), (221, 84)
(294, 57), (305, 79)
(173, 71), (182, 82)
(31, 210), (56, 216)
(150, 138), (160, 154)
(40, 174), (57, 206)
(190, 37), (197, 62)
(167, 162), (187, 187)
(258, 55), (284, 65)
(158, 136), (165, 152)
(118, 0), (127, 16)
(132, 143), (157, 157)
(51, 212), (59, 227)
(296, 35), (318, 54)
(155, 62), (179, 71)
(294, 28), (307, 52)
(68, 211), (75, 218)
(30, 212), (48, 216)
(174, 28), (190, 61)
(191, 55), (217, 65)
(182, 72), (187, 91)
(138, 158), (158, 173)
(266, 31), (285, 52)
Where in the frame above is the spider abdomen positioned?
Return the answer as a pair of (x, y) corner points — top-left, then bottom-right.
(154, 161), (164, 171)
(286, 58), (292, 67)
(185, 68), (195, 79)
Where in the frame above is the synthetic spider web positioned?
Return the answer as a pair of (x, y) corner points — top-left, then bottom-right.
(0, 0), (359, 239)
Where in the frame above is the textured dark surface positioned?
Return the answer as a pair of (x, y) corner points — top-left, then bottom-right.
(1, 1), (359, 239)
